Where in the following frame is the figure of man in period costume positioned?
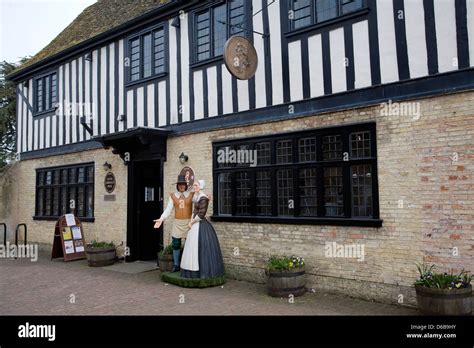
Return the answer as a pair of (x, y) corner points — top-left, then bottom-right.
(153, 175), (194, 272)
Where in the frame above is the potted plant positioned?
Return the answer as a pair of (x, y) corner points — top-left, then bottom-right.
(157, 243), (173, 272)
(85, 240), (117, 267)
(414, 264), (472, 315)
(265, 255), (306, 297)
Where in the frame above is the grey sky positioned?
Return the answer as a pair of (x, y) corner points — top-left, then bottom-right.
(0, 0), (97, 64)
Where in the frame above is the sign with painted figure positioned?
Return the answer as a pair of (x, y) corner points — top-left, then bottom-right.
(179, 166), (195, 192)
(224, 36), (258, 80)
(104, 172), (116, 193)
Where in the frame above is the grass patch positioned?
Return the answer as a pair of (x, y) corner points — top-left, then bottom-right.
(161, 272), (226, 288)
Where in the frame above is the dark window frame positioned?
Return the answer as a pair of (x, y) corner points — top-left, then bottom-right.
(190, 0), (249, 66)
(125, 23), (168, 86)
(286, 0), (368, 35)
(34, 162), (95, 221)
(212, 123), (381, 227)
(33, 71), (58, 116)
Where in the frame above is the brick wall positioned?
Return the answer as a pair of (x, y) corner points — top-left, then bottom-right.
(1, 148), (128, 254)
(162, 90), (474, 306)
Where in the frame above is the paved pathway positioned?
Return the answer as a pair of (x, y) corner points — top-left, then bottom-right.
(0, 252), (418, 315)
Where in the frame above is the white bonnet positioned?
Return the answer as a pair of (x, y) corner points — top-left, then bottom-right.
(197, 179), (206, 189)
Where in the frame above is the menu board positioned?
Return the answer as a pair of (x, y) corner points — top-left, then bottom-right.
(52, 215), (87, 261)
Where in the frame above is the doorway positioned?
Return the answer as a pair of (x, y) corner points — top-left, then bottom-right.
(127, 160), (163, 261)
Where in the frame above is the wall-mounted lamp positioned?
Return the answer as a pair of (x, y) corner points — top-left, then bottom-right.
(179, 152), (188, 164)
(23, 80), (29, 89)
(85, 52), (92, 62)
(117, 114), (126, 122)
(103, 162), (112, 171)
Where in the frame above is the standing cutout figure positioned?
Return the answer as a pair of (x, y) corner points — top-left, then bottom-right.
(154, 175), (194, 272)
(180, 180), (225, 279)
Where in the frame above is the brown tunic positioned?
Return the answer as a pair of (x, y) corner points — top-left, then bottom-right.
(170, 192), (194, 219)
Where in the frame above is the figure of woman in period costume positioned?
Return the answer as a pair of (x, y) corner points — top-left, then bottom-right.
(180, 180), (225, 279)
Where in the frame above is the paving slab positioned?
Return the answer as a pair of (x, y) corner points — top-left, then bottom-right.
(0, 251), (418, 316)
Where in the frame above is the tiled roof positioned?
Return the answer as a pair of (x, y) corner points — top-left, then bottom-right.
(13, 0), (170, 74)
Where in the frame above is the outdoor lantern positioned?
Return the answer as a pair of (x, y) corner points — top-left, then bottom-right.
(179, 152), (188, 164)
(103, 162), (112, 171)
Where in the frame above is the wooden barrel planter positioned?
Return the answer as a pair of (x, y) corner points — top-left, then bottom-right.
(158, 253), (173, 272)
(415, 285), (472, 315)
(267, 267), (306, 297)
(85, 246), (117, 267)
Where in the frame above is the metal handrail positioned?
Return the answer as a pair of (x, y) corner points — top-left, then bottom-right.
(0, 223), (6, 246)
(15, 223), (27, 247)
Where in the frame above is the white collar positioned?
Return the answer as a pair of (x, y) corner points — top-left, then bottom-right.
(192, 191), (208, 202)
(174, 191), (191, 198)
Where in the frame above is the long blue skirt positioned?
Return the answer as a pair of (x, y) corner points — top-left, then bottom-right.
(181, 219), (225, 279)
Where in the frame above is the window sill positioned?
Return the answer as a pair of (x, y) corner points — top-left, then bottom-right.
(33, 108), (57, 117)
(190, 56), (223, 69)
(210, 215), (382, 227)
(33, 216), (95, 223)
(125, 73), (167, 88)
(284, 8), (369, 38)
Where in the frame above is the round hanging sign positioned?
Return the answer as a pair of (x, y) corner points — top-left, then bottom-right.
(224, 35), (258, 80)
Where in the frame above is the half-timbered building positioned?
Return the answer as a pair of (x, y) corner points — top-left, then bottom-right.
(4, 0), (474, 305)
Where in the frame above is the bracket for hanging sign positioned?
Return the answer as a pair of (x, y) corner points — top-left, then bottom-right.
(217, 0), (275, 39)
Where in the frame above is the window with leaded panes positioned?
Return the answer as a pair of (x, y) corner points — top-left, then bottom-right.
(128, 26), (166, 82)
(299, 168), (317, 216)
(34, 72), (57, 114)
(213, 123), (379, 226)
(193, 0), (247, 63)
(235, 172), (251, 215)
(35, 163), (95, 220)
(217, 172), (232, 215)
(289, 0), (366, 31)
(256, 171), (272, 215)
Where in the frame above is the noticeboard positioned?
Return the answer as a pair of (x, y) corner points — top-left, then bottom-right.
(51, 214), (87, 262)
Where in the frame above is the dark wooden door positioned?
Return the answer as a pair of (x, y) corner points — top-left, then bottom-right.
(131, 160), (163, 261)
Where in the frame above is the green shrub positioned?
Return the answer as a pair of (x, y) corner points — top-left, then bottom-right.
(88, 240), (115, 248)
(159, 244), (173, 256)
(267, 255), (305, 271)
(414, 264), (472, 290)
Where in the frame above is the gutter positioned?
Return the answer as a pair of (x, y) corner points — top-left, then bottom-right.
(7, 0), (200, 82)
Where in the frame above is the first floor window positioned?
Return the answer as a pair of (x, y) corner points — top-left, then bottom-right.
(34, 72), (57, 113)
(128, 25), (166, 82)
(289, 0), (366, 31)
(193, 0), (247, 63)
(213, 123), (379, 226)
(35, 163), (94, 220)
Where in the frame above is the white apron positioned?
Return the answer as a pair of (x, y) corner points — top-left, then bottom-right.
(180, 221), (200, 271)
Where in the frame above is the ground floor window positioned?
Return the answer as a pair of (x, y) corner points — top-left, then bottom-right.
(34, 162), (94, 221)
(212, 123), (381, 227)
